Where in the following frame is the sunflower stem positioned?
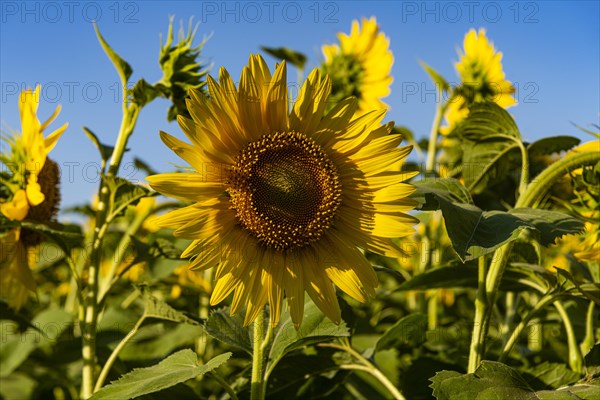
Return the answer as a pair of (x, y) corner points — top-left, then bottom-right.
(320, 342), (406, 400)
(425, 99), (450, 173)
(554, 301), (583, 373)
(80, 102), (141, 399)
(468, 255), (489, 373)
(250, 310), (266, 400)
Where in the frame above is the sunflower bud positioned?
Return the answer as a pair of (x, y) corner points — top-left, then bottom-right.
(155, 17), (210, 121)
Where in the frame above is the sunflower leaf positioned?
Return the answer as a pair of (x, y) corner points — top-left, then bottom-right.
(0, 308), (71, 377)
(103, 177), (150, 220)
(83, 127), (115, 169)
(18, 221), (84, 254)
(411, 177), (473, 210)
(137, 285), (199, 325)
(266, 299), (350, 376)
(375, 313), (427, 352)
(93, 23), (133, 85)
(419, 60), (450, 92)
(261, 46), (307, 70)
(527, 136), (581, 157)
(90, 350), (230, 400)
(423, 193), (584, 262)
(458, 103), (522, 194)
(204, 308), (252, 355)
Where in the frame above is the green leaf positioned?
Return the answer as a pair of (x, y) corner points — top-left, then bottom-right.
(411, 178), (473, 210)
(261, 46), (307, 69)
(520, 362), (581, 390)
(83, 127), (115, 167)
(267, 299), (349, 375)
(430, 361), (533, 400)
(94, 23), (133, 85)
(419, 60), (450, 92)
(129, 79), (161, 107)
(119, 324), (203, 361)
(375, 313), (427, 352)
(458, 103), (522, 193)
(421, 193), (584, 261)
(508, 208), (585, 246)
(103, 177), (150, 220)
(394, 264), (533, 292)
(0, 308), (71, 377)
(19, 221), (84, 254)
(90, 350), (231, 400)
(527, 136), (581, 157)
(138, 285), (199, 325)
(204, 308), (252, 354)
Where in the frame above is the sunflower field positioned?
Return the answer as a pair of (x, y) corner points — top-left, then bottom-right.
(1, 8), (599, 400)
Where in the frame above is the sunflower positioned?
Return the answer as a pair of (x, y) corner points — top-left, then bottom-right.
(321, 17), (393, 117)
(147, 54), (417, 327)
(441, 28), (516, 135)
(1, 85), (67, 309)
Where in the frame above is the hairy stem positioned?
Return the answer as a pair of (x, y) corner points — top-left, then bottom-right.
(250, 310), (266, 400)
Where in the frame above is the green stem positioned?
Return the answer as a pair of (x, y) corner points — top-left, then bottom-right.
(320, 343), (406, 400)
(501, 292), (518, 344)
(468, 256), (489, 373)
(499, 292), (559, 362)
(581, 301), (596, 357)
(195, 269), (212, 359)
(250, 310), (266, 400)
(514, 139), (529, 196)
(516, 151), (600, 208)
(98, 200), (153, 302)
(210, 372), (239, 400)
(425, 101), (449, 172)
(94, 315), (145, 392)
(80, 104), (141, 400)
(554, 301), (583, 373)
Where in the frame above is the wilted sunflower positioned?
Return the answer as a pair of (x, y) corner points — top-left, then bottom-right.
(0, 85), (67, 309)
(147, 54), (417, 327)
(321, 17), (393, 117)
(441, 28), (516, 135)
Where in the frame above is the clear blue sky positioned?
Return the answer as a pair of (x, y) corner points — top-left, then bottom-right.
(1, 1), (599, 216)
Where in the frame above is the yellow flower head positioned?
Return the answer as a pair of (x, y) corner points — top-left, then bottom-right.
(441, 29), (516, 134)
(1, 85), (67, 220)
(321, 17), (394, 117)
(147, 54), (417, 327)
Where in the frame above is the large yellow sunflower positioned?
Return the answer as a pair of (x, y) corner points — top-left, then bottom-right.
(147, 54), (417, 327)
(441, 28), (516, 135)
(321, 17), (394, 117)
(1, 85), (67, 309)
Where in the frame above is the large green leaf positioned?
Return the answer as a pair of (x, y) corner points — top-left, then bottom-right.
(411, 178), (473, 210)
(458, 103), (522, 193)
(527, 136), (581, 158)
(375, 313), (427, 352)
(90, 350), (231, 400)
(19, 221), (84, 254)
(430, 361), (592, 400)
(508, 208), (585, 246)
(94, 24), (133, 85)
(266, 299), (349, 377)
(520, 362), (581, 390)
(204, 308), (252, 354)
(0, 309), (71, 377)
(423, 192), (584, 261)
(394, 264), (536, 292)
